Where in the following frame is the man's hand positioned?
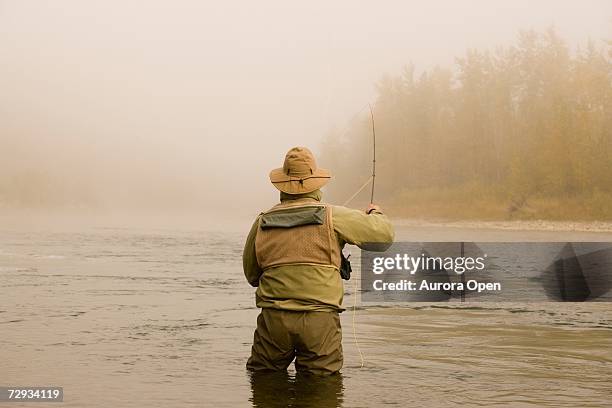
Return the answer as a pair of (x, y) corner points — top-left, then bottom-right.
(365, 203), (382, 214)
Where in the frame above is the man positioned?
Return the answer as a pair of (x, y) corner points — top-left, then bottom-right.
(243, 146), (394, 375)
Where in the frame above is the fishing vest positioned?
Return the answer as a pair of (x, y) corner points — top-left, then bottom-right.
(255, 201), (341, 271)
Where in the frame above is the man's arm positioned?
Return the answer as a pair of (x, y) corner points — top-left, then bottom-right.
(332, 204), (394, 251)
(243, 216), (263, 287)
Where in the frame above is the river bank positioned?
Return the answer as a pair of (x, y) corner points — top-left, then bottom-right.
(393, 219), (612, 233)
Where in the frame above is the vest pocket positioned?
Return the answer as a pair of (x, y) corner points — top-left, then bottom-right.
(260, 206), (326, 229)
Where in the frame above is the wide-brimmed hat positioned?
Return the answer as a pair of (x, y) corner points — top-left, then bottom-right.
(269, 147), (331, 194)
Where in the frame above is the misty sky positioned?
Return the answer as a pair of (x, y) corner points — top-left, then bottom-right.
(0, 0), (610, 216)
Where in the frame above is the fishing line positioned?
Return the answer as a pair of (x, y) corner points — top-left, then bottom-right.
(342, 176), (372, 206)
(352, 265), (365, 368)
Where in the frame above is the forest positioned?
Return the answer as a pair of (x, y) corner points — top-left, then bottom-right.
(321, 29), (612, 220)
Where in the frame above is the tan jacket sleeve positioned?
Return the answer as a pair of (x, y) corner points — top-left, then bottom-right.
(243, 216), (263, 287)
(332, 206), (394, 251)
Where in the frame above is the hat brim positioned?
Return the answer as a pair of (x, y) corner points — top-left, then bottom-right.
(269, 167), (331, 194)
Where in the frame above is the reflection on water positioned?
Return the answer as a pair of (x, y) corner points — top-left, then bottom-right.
(1, 225), (611, 407)
(249, 371), (343, 408)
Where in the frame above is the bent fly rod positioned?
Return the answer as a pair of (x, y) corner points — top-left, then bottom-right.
(342, 103), (377, 206)
(369, 103), (376, 204)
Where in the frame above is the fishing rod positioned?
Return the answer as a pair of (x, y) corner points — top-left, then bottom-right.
(369, 103), (376, 204)
(342, 103), (377, 207)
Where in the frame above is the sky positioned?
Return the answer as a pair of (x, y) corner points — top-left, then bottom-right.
(0, 0), (610, 219)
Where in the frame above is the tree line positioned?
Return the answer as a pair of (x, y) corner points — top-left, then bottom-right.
(321, 29), (612, 220)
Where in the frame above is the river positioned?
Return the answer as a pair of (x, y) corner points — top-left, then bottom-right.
(1, 222), (611, 407)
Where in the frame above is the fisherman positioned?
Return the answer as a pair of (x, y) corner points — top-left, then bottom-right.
(243, 146), (394, 375)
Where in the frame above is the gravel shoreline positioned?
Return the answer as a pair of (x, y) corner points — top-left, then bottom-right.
(393, 219), (612, 232)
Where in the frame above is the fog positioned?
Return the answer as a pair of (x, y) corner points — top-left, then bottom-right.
(0, 0), (610, 223)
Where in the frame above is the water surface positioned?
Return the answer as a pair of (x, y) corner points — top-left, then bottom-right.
(1, 224), (611, 407)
